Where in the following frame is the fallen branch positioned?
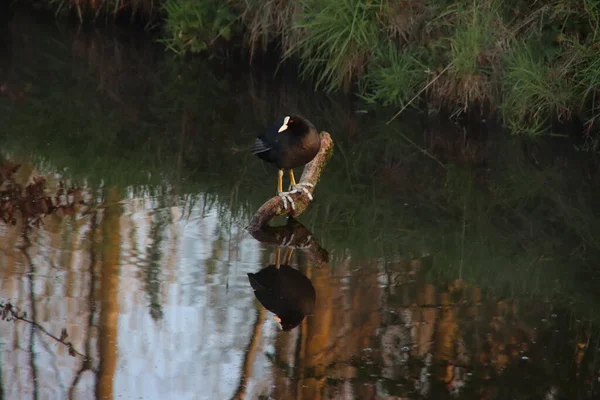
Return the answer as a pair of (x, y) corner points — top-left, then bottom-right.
(247, 131), (334, 232)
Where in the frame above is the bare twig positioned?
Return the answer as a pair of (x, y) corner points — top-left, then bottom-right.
(386, 62), (453, 125)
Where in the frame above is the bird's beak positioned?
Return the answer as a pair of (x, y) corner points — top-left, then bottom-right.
(278, 116), (291, 133)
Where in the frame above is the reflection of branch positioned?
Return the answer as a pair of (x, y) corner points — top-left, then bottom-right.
(247, 132), (334, 232)
(0, 301), (85, 358)
(13, 233), (85, 359)
(23, 233), (39, 400)
(249, 218), (329, 268)
(230, 308), (266, 400)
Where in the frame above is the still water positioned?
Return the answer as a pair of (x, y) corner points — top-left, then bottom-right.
(2, 12), (600, 400)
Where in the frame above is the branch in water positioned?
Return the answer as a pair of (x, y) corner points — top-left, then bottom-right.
(247, 132), (334, 232)
(248, 218), (329, 268)
(1, 301), (86, 358)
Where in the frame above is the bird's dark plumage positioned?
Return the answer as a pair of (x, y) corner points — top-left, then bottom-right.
(247, 264), (316, 331)
(251, 137), (271, 154)
(253, 115), (321, 171)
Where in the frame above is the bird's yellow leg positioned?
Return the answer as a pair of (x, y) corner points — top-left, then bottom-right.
(274, 247), (281, 269)
(289, 169), (297, 189)
(278, 169), (295, 210)
(277, 169), (283, 194)
(284, 247), (294, 264)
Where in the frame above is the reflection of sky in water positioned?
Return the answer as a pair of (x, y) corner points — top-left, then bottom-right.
(115, 199), (275, 400)
(0, 190), (282, 400)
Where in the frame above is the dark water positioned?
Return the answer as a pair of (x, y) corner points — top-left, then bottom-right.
(2, 12), (600, 400)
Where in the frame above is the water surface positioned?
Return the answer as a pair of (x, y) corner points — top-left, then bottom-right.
(1, 13), (600, 400)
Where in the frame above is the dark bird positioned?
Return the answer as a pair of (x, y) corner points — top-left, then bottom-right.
(253, 115), (321, 201)
(247, 249), (316, 331)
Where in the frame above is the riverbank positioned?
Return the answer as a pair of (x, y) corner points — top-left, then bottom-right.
(8, 0), (600, 143)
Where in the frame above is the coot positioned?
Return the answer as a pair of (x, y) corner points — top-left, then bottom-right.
(253, 115), (321, 207)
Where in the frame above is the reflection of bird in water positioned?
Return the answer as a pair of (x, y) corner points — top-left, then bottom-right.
(252, 115), (321, 209)
(248, 247), (316, 331)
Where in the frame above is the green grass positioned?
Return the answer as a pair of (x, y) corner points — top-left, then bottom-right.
(501, 42), (575, 136)
(284, 0), (382, 92)
(573, 40), (600, 139)
(449, 2), (501, 76)
(427, 1), (508, 114)
(359, 44), (427, 107)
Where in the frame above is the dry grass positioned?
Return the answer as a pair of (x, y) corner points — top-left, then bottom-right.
(376, 0), (430, 43)
(48, 0), (157, 22)
(235, 0), (302, 59)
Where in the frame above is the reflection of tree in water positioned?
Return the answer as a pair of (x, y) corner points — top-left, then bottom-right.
(96, 187), (121, 400)
(242, 247), (600, 399)
(229, 307), (265, 400)
(21, 231), (39, 400)
(0, 161), (90, 398)
(342, 266), (600, 398)
(144, 197), (171, 321)
(68, 215), (97, 399)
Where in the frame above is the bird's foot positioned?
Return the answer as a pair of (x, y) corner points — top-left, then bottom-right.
(278, 183), (314, 211)
(290, 182), (314, 201)
(278, 191), (296, 211)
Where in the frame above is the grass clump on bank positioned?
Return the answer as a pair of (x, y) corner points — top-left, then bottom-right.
(359, 44), (426, 107)
(160, 0), (600, 141)
(501, 42), (575, 136)
(284, 0), (381, 92)
(11, 0), (600, 140)
(432, 1), (506, 113)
